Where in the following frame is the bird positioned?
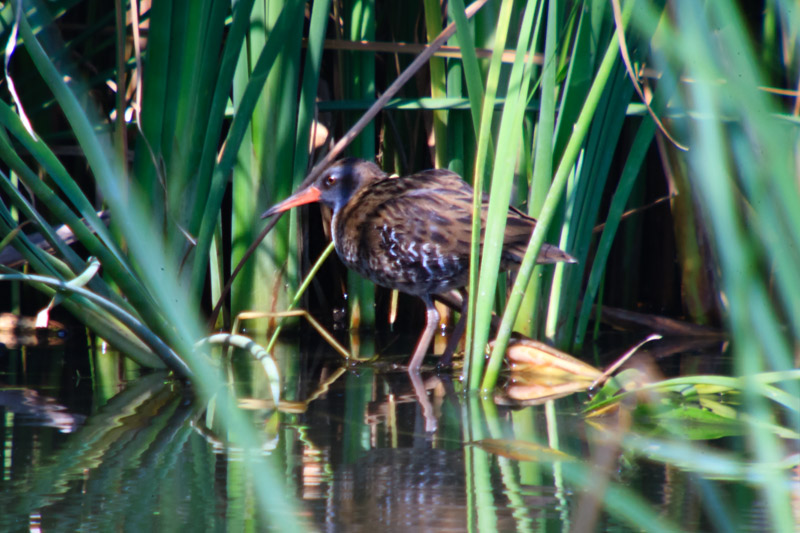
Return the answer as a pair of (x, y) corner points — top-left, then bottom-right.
(261, 158), (576, 373)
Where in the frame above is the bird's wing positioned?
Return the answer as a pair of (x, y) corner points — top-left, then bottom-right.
(356, 170), (570, 271)
(356, 172), (469, 262)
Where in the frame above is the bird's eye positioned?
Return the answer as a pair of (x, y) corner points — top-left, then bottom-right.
(323, 174), (336, 187)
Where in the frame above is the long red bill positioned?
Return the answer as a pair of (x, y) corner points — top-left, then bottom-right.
(261, 186), (322, 219)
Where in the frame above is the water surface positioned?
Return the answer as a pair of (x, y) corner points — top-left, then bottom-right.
(0, 332), (790, 531)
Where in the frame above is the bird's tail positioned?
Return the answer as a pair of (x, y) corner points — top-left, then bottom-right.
(537, 243), (577, 264)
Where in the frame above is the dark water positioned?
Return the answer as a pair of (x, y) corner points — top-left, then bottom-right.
(0, 331), (792, 531)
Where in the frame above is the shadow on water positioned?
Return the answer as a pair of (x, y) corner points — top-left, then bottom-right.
(0, 328), (792, 531)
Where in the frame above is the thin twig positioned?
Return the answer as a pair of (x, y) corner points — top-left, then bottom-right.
(592, 193), (675, 233)
(295, 0), (489, 191)
(611, 0), (688, 151)
(589, 333), (662, 390)
(207, 214), (281, 327)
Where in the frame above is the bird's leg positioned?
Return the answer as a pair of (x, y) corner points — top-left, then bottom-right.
(407, 295), (439, 373)
(438, 289), (468, 369)
(409, 371), (437, 432)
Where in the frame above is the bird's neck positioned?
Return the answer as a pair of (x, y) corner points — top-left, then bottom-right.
(329, 180), (382, 263)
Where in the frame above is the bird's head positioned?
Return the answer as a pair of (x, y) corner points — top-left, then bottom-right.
(261, 158), (386, 218)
